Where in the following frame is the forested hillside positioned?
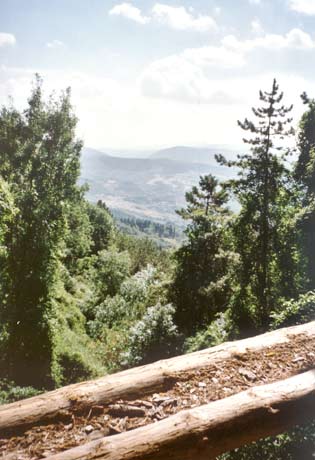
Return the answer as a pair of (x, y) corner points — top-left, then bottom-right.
(1, 77), (315, 458)
(80, 146), (236, 224)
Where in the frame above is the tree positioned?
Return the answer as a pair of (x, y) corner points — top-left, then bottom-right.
(0, 178), (16, 332)
(294, 93), (315, 290)
(0, 76), (83, 387)
(171, 174), (235, 334)
(87, 200), (114, 255)
(216, 79), (297, 334)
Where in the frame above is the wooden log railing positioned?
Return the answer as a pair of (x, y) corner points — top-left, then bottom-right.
(45, 369), (315, 460)
(0, 321), (315, 435)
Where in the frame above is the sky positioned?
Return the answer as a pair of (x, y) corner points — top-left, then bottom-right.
(1, 0), (315, 150)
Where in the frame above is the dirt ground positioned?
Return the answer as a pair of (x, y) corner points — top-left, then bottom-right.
(2, 334), (315, 459)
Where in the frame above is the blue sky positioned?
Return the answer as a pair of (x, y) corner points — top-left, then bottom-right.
(1, 0), (315, 149)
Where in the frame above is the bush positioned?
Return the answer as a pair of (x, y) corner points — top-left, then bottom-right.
(88, 295), (129, 337)
(88, 264), (158, 338)
(271, 291), (315, 329)
(184, 311), (232, 353)
(87, 201), (114, 254)
(220, 421), (315, 460)
(121, 303), (180, 367)
(94, 249), (131, 299)
(54, 326), (103, 386)
(57, 349), (96, 385)
(0, 379), (41, 405)
(115, 233), (169, 274)
(52, 284), (105, 386)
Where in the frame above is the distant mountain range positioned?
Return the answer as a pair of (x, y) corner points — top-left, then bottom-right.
(80, 146), (238, 224)
(150, 145), (240, 164)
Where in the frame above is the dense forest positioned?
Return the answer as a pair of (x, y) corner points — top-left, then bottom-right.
(116, 215), (181, 247)
(1, 76), (315, 458)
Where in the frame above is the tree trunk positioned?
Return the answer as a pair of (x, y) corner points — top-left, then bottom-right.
(45, 369), (315, 460)
(0, 321), (314, 435)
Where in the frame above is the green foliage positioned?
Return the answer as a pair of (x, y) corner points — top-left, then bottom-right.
(1, 75), (315, 460)
(0, 178), (16, 303)
(171, 174), (236, 334)
(295, 92), (315, 192)
(184, 311), (232, 353)
(0, 76), (83, 387)
(90, 296), (129, 335)
(0, 178), (16, 241)
(94, 249), (131, 299)
(271, 291), (315, 329)
(88, 200), (114, 254)
(51, 277), (104, 385)
(121, 303), (180, 367)
(115, 232), (170, 274)
(217, 79), (298, 334)
(62, 199), (92, 273)
(88, 264), (158, 338)
(0, 379), (41, 405)
(117, 216), (181, 248)
(294, 93), (315, 290)
(119, 217), (178, 239)
(220, 422), (315, 460)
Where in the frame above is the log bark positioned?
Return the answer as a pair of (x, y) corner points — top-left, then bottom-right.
(0, 321), (315, 435)
(45, 369), (315, 460)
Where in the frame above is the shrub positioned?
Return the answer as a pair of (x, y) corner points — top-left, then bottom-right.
(184, 311), (232, 353)
(95, 249), (131, 299)
(88, 264), (158, 338)
(121, 303), (180, 367)
(271, 291), (315, 329)
(52, 285), (105, 386)
(57, 349), (95, 385)
(220, 421), (315, 460)
(88, 295), (129, 337)
(0, 379), (41, 405)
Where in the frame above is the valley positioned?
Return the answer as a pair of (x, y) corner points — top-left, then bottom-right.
(80, 146), (238, 225)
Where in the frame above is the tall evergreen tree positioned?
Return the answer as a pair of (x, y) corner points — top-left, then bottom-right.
(0, 76), (83, 387)
(217, 79), (297, 333)
(171, 174), (235, 334)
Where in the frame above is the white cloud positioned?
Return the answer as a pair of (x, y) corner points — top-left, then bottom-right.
(152, 3), (218, 32)
(46, 40), (65, 49)
(182, 45), (245, 69)
(0, 33), (16, 47)
(140, 28), (315, 105)
(223, 28), (315, 51)
(1, 65), (313, 149)
(109, 2), (150, 24)
(249, 0), (261, 4)
(140, 47), (245, 105)
(289, 0), (315, 15)
(251, 19), (264, 35)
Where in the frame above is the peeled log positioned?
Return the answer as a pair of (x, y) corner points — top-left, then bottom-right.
(45, 370), (315, 460)
(1, 321), (315, 435)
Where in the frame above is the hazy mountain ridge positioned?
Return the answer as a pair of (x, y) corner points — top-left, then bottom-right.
(150, 145), (241, 164)
(80, 146), (237, 224)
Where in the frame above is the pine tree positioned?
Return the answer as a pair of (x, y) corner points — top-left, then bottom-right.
(217, 79), (297, 333)
(171, 174), (235, 334)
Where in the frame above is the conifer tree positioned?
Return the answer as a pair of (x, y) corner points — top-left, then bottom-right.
(217, 79), (297, 333)
(171, 174), (235, 334)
